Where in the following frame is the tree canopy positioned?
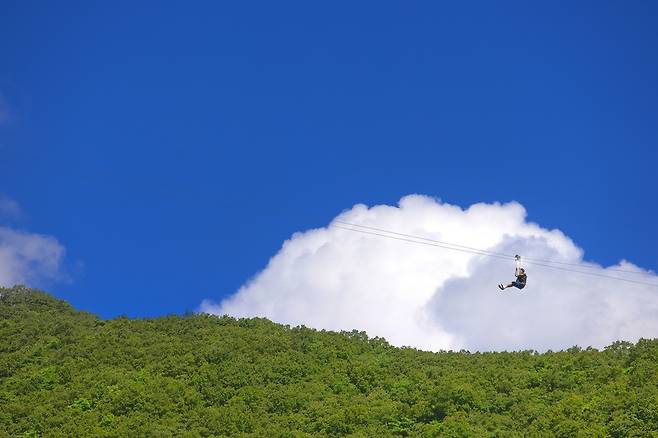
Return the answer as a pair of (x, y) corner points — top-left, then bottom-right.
(1, 286), (657, 437)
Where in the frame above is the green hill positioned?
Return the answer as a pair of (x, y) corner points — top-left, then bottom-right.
(1, 286), (657, 437)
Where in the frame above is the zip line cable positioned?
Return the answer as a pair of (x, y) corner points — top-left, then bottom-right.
(520, 259), (658, 287)
(509, 254), (654, 276)
(335, 220), (655, 278)
(333, 226), (513, 260)
(335, 220), (513, 259)
(333, 223), (658, 288)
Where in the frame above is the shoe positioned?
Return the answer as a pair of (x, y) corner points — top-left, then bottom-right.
(498, 284), (504, 290)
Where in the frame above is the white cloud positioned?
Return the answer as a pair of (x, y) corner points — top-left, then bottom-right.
(0, 197), (67, 287)
(200, 195), (658, 352)
(0, 195), (21, 219)
(0, 226), (66, 287)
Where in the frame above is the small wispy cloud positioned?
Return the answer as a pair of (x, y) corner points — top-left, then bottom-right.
(0, 196), (67, 288)
(0, 226), (66, 287)
(0, 195), (22, 219)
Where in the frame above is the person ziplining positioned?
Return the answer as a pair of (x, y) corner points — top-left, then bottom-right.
(499, 255), (527, 291)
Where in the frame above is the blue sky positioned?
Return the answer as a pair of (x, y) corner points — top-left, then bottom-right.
(1, 2), (656, 319)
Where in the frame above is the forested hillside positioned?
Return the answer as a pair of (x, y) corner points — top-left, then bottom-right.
(1, 286), (657, 437)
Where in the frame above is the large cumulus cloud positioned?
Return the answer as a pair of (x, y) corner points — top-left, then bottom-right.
(201, 195), (658, 351)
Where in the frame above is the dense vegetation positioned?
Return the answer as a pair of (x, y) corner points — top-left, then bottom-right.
(1, 286), (657, 437)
